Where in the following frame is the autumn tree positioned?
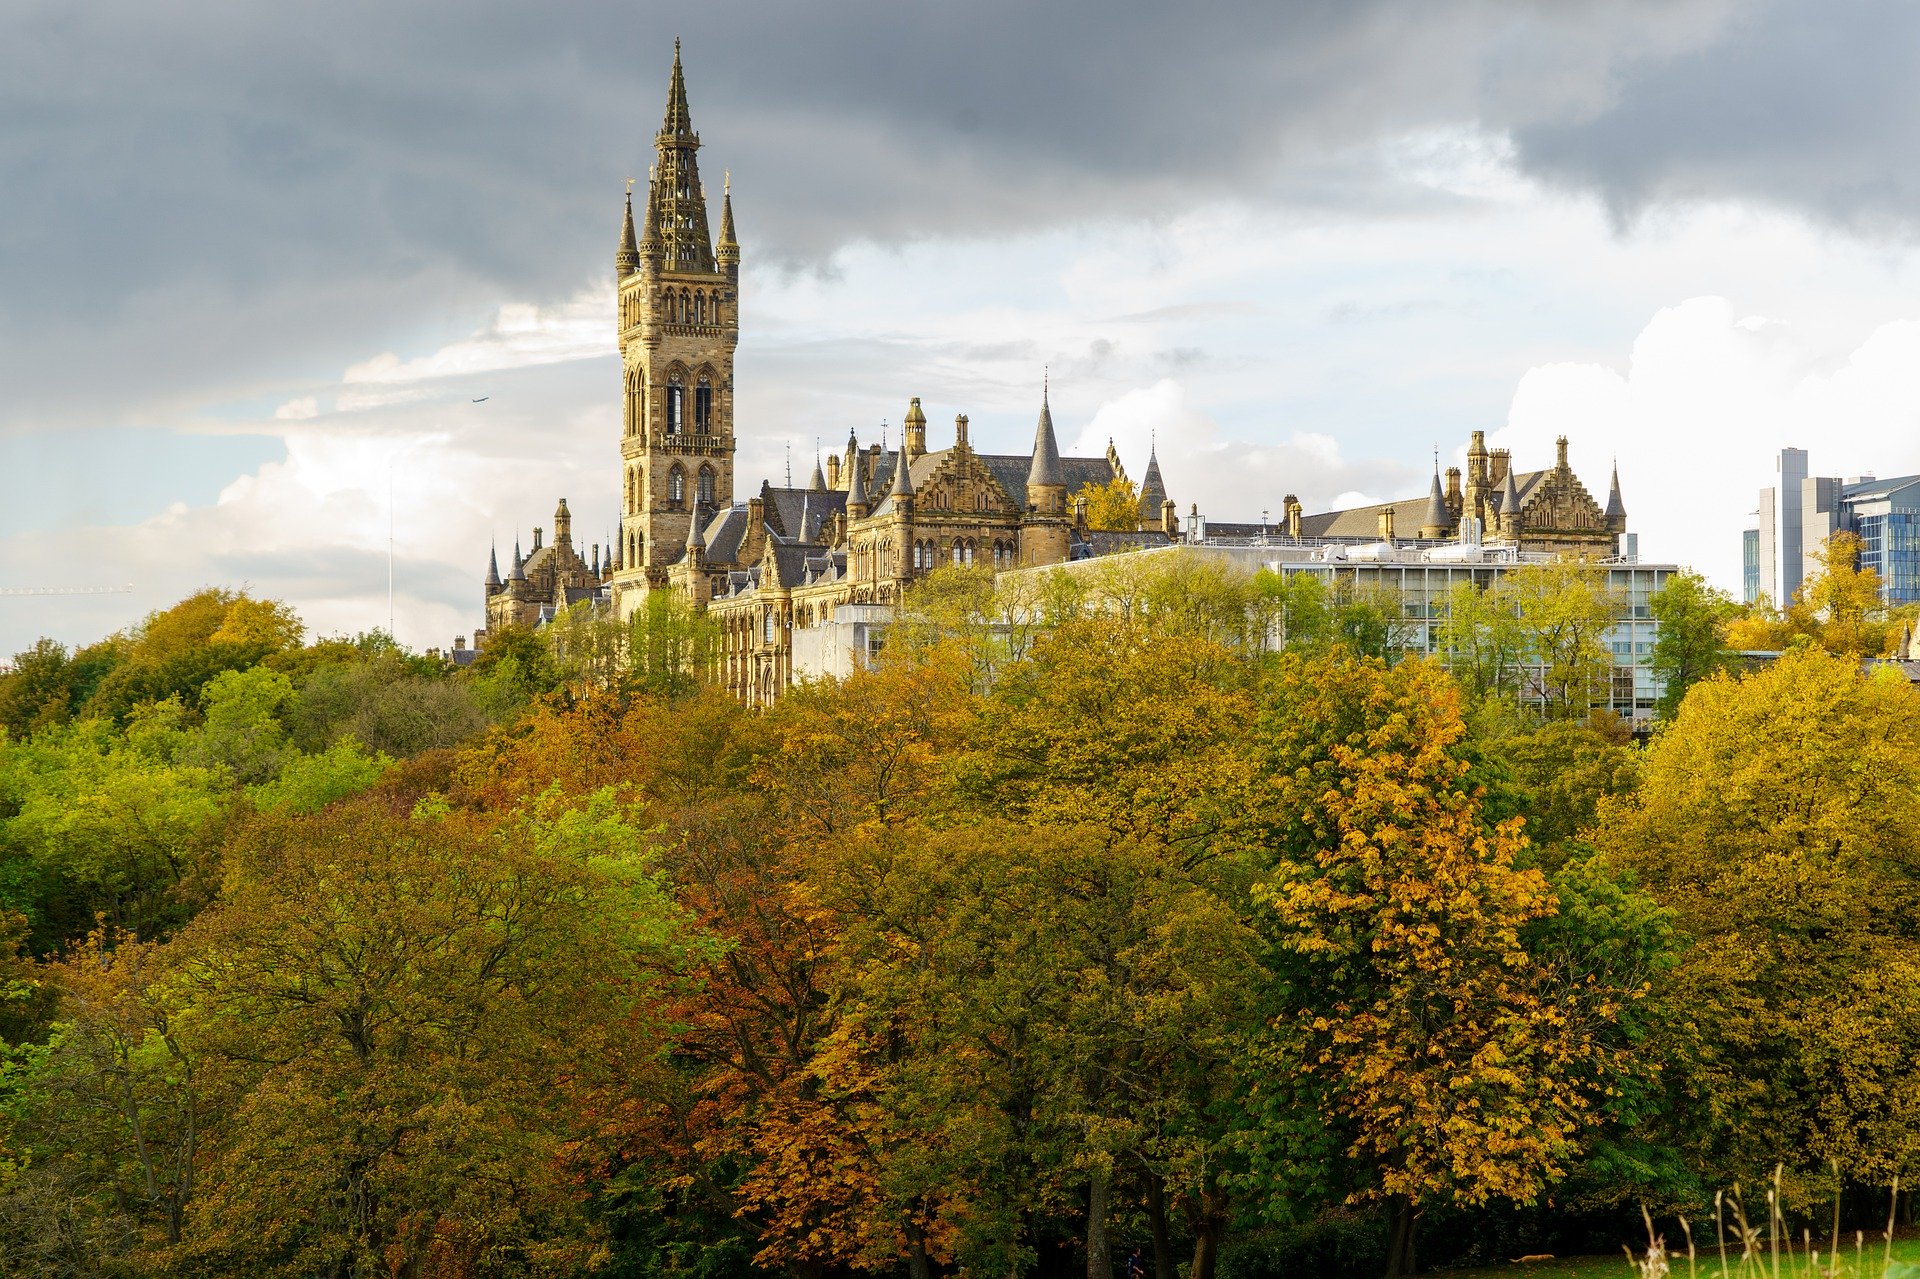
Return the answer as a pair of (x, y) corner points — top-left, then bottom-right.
(1081, 476), (1143, 531)
(1437, 579), (1526, 703)
(1593, 648), (1920, 1185)
(1647, 569), (1737, 719)
(1501, 559), (1620, 720)
(166, 792), (695, 1276)
(1239, 653), (1641, 1278)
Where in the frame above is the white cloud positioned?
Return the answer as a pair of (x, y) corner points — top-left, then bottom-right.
(342, 287), (615, 387)
(272, 396), (319, 421)
(1076, 378), (1409, 518)
(1497, 297), (1920, 591)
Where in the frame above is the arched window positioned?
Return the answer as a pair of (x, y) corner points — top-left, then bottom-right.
(695, 373), (713, 432)
(764, 609), (776, 644)
(697, 465), (715, 505)
(666, 375), (684, 434)
(696, 293), (706, 325)
(964, 539), (975, 567)
(669, 466), (685, 503)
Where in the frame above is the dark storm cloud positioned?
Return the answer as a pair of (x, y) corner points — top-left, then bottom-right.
(1, 0), (1897, 436)
(1512, 0), (1920, 236)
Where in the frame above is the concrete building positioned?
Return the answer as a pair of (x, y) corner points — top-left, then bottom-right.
(996, 539), (1678, 725)
(1743, 448), (1920, 604)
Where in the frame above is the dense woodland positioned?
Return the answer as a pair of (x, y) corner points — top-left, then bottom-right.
(1, 536), (1917, 1279)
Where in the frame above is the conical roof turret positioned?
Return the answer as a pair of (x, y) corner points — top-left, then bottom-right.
(889, 444), (915, 499)
(686, 500), (706, 552)
(1500, 467), (1522, 527)
(510, 539), (527, 582)
(616, 190), (639, 277)
(1421, 469), (1448, 536)
(716, 173), (739, 268)
(846, 430), (869, 514)
(485, 542), (502, 588)
(1139, 439), (1167, 513)
(1605, 462), (1627, 523)
(808, 455), (827, 491)
(1027, 380), (1065, 491)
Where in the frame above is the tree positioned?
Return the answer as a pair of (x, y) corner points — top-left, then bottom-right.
(1081, 476), (1142, 532)
(1592, 648), (1920, 1185)
(1240, 654), (1637, 1278)
(1437, 579), (1526, 704)
(1647, 569), (1737, 719)
(1500, 560), (1619, 720)
(166, 791), (695, 1276)
(1800, 531), (1895, 657)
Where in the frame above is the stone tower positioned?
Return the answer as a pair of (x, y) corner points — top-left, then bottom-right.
(613, 42), (741, 617)
(1020, 383), (1071, 566)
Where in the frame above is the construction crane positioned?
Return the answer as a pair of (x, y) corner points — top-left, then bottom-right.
(0, 584), (135, 597)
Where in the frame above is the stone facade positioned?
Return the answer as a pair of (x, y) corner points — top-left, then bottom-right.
(469, 47), (1633, 706)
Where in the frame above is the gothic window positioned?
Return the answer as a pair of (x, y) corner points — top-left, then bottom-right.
(697, 465), (715, 505)
(764, 609), (775, 644)
(951, 540), (963, 567)
(681, 289), (692, 323)
(964, 539), (975, 567)
(669, 466), (685, 503)
(695, 374), (713, 431)
(666, 376), (684, 434)
(696, 293), (706, 325)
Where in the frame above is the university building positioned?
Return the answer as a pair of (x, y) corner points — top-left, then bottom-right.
(473, 47), (1642, 706)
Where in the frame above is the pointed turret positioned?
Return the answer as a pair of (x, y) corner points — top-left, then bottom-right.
(1500, 467), (1522, 535)
(637, 176), (663, 262)
(716, 173), (739, 272)
(685, 499), (706, 566)
(1021, 378), (1070, 566)
(1420, 469), (1449, 540)
(1138, 440), (1167, 518)
(889, 444), (915, 501)
(616, 190), (640, 278)
(808, 455), (827, 492)
(1027, 382), (1065, 493)
(846, 430), (870, 519)
(510, 539), (527, 582)
(485, 542), (502, 590)
(1605, 461), (1627, 531)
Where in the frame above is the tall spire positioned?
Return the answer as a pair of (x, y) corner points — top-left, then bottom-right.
(685, 499), (706, 553)
(1500, 466), (1522, 531)
(485, 541), (502, 589)
(648, 40), (714, 271)
(616, 185), (639, 278)
(1605, 460), (1627, 524)
(662, 38), (694, 138)
(1027, 379), (1065, 491)
(510, 539), (527, 582)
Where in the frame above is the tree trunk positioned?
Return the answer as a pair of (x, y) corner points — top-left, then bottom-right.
(1087, 1167), (1114, 1279)
(908, 1221), (933, 1279)
(1183, 1186), (1230, 1279)
(1146, 1171), (1175, 1279)
(1382, 1194), (1418, 1279)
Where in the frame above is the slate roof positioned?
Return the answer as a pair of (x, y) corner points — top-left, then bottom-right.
(1296, 470), (1550, 538)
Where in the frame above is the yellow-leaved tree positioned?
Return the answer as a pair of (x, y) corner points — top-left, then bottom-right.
(1593, 647), (1920, 1186)
(1240, 653), (1639, 1278)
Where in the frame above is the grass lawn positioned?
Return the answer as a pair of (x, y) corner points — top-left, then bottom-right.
(1441, 1235), (1920, 1279)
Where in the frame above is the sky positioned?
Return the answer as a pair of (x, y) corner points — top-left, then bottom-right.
(7, 0), (1920, 654)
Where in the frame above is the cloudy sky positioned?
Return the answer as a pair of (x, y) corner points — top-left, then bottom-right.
(7, 0), (1920, 654)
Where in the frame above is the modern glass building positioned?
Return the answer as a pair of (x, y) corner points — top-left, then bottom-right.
(1746, 451), (1920, 606)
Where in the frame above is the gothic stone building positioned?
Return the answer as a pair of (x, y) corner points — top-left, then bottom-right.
(477, 46), (1630, 704)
